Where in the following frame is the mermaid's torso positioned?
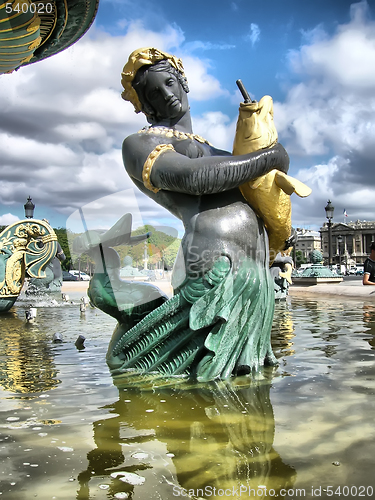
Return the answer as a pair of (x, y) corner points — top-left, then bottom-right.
(181, 198), (268, 278)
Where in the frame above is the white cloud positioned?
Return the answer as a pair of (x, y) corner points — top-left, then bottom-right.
(272, 1), (375, 226)
(193, 112), (237, 152)
(277, 0), (375, 157)
(245, 23), (261, 47)
(288, 7), (375, 89)
(0, 133), (77, 167)
(184, 41), (236, 51)
(0, 21), (227, 226)
(181, 56), (229, 101)
(0, 213), (20, 226)
(2, 3), (375, 233)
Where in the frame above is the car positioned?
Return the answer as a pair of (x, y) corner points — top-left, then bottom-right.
(356, 269), (364, 275)
(141, 269), (157, 281)
(62, 271), (79, 281)
(68, 270), (91, 281)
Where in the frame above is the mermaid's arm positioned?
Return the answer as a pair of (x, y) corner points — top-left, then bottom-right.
(123, 135), (289, 196)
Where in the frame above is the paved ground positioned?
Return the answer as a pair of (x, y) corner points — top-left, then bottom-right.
(289, 275), (375, 300)
(61, 279), (174, 297)
(62, 276), (375, 301)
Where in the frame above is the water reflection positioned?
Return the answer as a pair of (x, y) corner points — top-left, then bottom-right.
(363, 303), (375, 349)
(77, 375), (296, 499)
(1, 295), (375, 499)
(0, 309), (60, 393)
(271, 301), (296, 359)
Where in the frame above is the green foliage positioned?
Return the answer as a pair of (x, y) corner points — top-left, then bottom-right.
(117, 225), (180, 270)
(55, 224), (181, 272)
(53, 227), (72, 270)
(162, 238), (181, 269)
(295, 250), (307, 267)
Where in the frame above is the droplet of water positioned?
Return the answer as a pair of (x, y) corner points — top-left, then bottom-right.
(111, 472), (145, 485)
(99, 484), (109, 490)
(6, 417), (19, 422)
(131, 452), (148, 460)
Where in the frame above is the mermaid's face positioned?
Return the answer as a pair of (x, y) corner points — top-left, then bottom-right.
(142, 69), (189, 123)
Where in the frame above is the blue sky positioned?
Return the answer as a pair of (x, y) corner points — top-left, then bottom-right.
(1, 0), (375, 235)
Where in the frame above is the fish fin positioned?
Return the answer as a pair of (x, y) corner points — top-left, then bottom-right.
(275, 172), (312, 197)
(248, 176), (266, 189)
(279, 263), (293, 284)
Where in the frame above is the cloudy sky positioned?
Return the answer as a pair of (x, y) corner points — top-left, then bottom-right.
(1, 0), (375, 235)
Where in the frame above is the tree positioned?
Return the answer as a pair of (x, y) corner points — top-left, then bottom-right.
(123, 225), (180, 269)
(294, 250), (307, 268)
(163, 238), (181, 269)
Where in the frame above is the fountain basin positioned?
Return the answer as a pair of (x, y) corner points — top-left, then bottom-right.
(0, 289), (374, 499)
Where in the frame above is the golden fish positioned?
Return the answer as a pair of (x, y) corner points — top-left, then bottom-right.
(233, 95), (311, 264)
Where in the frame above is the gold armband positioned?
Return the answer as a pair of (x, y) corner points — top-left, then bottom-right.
(142, 143), (175, 193)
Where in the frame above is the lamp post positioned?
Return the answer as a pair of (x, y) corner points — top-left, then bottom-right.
(143, 239), (148, 270)
(325, 200), (334, 268)
(24, 196), (35, 218)
(337, 234), (343, 274)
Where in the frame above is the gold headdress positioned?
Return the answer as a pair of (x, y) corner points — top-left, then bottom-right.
(121, 47), (186, 113)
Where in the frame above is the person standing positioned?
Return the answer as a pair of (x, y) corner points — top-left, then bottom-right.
(363, 242), (375, 285)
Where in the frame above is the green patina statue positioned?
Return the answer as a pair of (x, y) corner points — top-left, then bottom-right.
(270, 252), (294, 300)
(0, 0), (99, 75)
(81, 47), (291, 382)
(0, 219), (59, 312)
(26, 242), (66, 294)
(73, 214), (168, 329)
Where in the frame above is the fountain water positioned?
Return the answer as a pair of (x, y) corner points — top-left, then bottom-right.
(0, 292), (374, 499)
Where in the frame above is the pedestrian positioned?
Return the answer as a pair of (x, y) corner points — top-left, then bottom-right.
(363, 242), (375, 285)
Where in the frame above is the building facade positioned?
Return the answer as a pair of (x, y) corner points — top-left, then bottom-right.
(320, 220), (375, 268)
(294, 229), (322, 263)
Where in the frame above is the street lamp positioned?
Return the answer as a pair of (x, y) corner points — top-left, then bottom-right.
(24, 196), (35, 218)
(337, 234), (343, 273)
(325, 200), (334, 268)
(143, 239), (148, 270)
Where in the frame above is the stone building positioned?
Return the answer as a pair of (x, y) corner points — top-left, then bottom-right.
(320, 220), (375, 267)
(294, 229), (322, 261)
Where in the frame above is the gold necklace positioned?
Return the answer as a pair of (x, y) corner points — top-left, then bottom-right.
(138, 126), (211, 145)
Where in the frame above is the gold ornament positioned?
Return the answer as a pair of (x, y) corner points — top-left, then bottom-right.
(138, 126), (211, 145)
(121, 47), (186, 114)
(142, 143), (175, 193)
